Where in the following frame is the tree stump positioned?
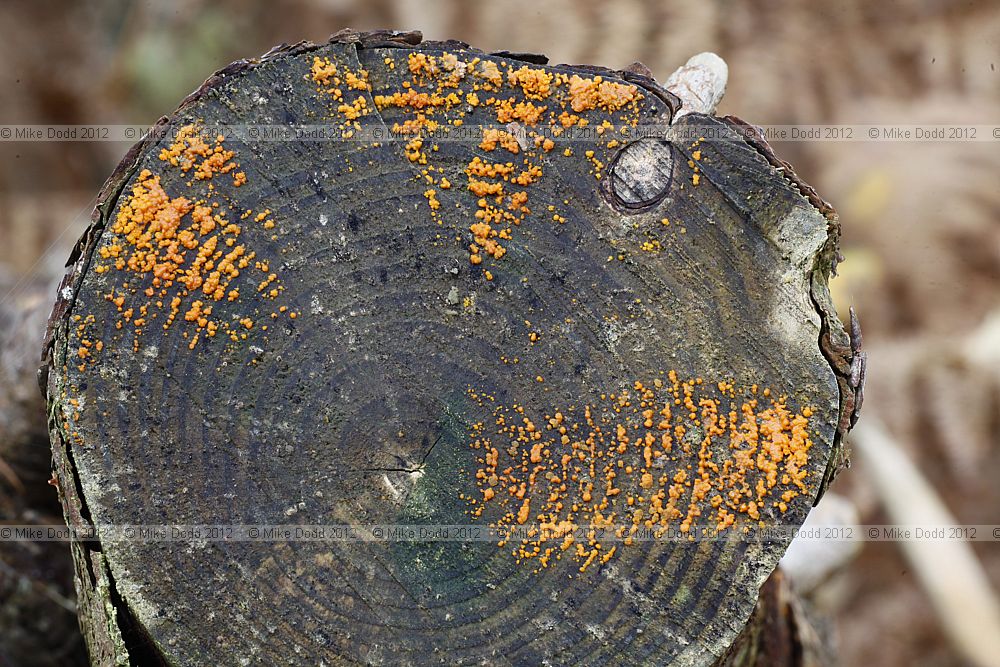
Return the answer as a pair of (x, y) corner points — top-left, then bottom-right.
(43, 30), (856, 666)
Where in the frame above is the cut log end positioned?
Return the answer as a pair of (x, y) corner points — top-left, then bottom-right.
(43, 31), (854, 666)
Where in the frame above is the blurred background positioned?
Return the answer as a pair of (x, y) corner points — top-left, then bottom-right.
(1, 1), (998, 665)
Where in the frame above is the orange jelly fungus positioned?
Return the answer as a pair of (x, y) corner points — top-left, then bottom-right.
(308, 50), (646, 273)
(75, 124), (292, 368)
(465, 375), (815, 571)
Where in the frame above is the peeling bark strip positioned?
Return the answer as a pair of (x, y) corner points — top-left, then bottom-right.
(42, 30), (853, 667)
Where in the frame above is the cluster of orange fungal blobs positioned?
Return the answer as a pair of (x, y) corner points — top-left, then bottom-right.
(688, 138), (705, 186)
(565, 74), (642, 113)
(309, 57), (372, 134)
(464, 374), (815, 571)
(156, 124), (246, 186)
(74, 125), (299, 370)
(57, 375), (90, 446)
(310, 50), (647, 273)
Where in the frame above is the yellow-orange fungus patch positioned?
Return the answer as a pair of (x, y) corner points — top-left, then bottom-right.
(75, 124), (293, 368)
(566, 75), (642, 113)
(507, 66), (554, 100)
(494, 99), (547, 125)
(156, 125), (242, 181)
(309, 57), (371, 123)
(465, 375), (815, 571)
(479, 129), (521, 154)
(307, 52), (645, 276)
(407, 52), (438, 78)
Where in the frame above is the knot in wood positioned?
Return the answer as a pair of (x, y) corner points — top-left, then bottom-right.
(608, 138), (674, 209)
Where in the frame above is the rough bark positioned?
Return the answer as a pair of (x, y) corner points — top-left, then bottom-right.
(719, 569), (832, 667)
(42, 30), (854, 666)
(0, 269), (87, 666)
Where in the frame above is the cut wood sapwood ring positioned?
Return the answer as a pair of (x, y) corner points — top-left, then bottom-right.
(43, 30), (856, 667)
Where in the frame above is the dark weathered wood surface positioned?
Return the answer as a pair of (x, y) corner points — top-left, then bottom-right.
(43, 30), (854, 666)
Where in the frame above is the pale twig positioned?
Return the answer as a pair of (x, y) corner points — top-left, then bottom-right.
(664, 52), (729, 118)
(854, 418), (1000, 667)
